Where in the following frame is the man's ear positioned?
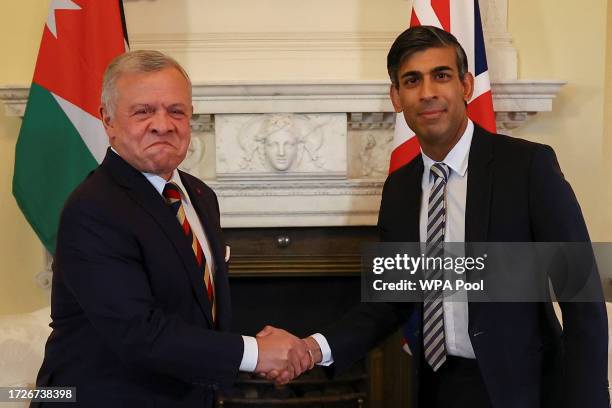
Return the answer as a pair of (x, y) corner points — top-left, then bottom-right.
(389, 84), (403, 114)
(462, 72), (475, 103)
(100, 106), (112, 130)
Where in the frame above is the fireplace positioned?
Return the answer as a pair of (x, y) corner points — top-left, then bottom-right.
(219, 226), (413, 408)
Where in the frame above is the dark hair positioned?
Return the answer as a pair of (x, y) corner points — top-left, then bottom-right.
(387, 25), (468, 87)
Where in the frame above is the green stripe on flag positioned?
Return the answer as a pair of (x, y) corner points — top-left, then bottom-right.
(13, 83), (98, 254)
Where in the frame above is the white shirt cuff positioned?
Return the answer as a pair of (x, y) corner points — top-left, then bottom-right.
(239, 335), (258, 372)
(311, 333), (334, 366)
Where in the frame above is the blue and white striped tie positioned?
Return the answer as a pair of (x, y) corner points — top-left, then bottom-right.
(423, 162), (450, 372)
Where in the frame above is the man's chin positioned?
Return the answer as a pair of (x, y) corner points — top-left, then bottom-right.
(143, 157), (185, 178)
(412, 124), (448, 141)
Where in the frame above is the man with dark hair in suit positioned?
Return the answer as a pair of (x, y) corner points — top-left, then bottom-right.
(34, 50), (310, 407)
(267, 26), (608, 408)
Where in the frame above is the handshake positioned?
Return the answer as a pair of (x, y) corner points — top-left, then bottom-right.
(254, 326), (322, 385)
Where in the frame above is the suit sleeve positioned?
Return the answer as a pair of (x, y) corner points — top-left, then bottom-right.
(320, 302), (411, 373)
(54, 198), (244, 389)
(320, 176), (413, 373)
(528, 144), (609, 407)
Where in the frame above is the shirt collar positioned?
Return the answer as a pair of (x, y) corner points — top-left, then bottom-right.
(111, 147), (189, 203)
(421, 119), (473, 179)
(143, 170), (190, 203)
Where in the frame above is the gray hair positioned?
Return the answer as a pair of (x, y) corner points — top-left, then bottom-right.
(101, 50), (191, 117)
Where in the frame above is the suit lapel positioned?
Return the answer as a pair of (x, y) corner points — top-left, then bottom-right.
(405, 160), (423, 243)
(409, 160), (424, 364)
(101, 150), (215, 327)
(465, 126), (494, 325)
(391, 157), (423, 243)
(393, 158), (424, 362)
(465, 126), (494, 243)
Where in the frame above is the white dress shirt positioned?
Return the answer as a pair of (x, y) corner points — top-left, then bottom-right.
(142, 168), (259, 372)
(419, 120), (475, 358)
(314, 120), (476, 364)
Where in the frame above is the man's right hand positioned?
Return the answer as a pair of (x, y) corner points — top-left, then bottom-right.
(255, 326), (310, 384)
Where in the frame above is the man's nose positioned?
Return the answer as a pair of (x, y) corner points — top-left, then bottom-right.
(419, 77), (437, 101)
(151, 111), (173, 134)
(278, 142), (285, 156)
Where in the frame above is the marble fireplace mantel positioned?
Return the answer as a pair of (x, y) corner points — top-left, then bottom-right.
(1, 80), (564, 230)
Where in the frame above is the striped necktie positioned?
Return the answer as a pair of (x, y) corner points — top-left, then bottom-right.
(423, 162), (450, 372)
(163, 182), (216, 321)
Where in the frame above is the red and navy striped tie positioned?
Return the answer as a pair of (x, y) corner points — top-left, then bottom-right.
(163, 182), (216, 321)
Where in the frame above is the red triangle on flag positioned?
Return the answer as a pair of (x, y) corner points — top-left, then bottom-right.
(33, 0), (126, 119)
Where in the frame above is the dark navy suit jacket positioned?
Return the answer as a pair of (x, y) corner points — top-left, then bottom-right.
(323, 125), (609, 408)
(34, 149), (243, 407)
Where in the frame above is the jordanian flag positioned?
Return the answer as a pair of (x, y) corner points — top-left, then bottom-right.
(13, 0), (128, 254)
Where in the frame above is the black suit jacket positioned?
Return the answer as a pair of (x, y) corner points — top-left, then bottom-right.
(34, 149), (243, 407)
(323, 125), (609, 408)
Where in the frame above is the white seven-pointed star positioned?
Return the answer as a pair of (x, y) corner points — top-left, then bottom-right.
(46, 0), (81, 39)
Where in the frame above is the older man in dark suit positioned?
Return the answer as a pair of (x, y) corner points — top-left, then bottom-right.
(34, 50), (309, 407)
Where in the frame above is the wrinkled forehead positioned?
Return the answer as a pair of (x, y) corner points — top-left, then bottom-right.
(115, 68), (192, 104)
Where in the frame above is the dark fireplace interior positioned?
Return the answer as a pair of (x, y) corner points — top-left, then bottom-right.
(230, 275), (361, 337)
(219, 227), (413, 408)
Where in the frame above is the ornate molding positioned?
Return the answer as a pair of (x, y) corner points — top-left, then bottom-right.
(209, 179), (383, 197)
(491, 80), (566, 109)
(496, 112), (537, 131)
(216, 113), (347, 178)
(35, 271), (53, 290)
(491, 80), (566, 131)
(0, 86), (28, 117)
(351, 129), (394, 179)
(179, 133), (207, 173)
(349, 112), (395, 130)
(190, 113), (214, 132)
(35, 251), (53, 290)
(208, 179), (384, 228)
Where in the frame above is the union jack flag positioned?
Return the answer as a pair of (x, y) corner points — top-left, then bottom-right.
(389, 0), (496, 173)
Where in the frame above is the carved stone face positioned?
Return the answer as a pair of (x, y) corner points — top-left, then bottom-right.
(264, 128), (298, 171)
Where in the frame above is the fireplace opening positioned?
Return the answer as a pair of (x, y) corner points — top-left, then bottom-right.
(226, 275), (366, 407)
(219, 227), (412, 408)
